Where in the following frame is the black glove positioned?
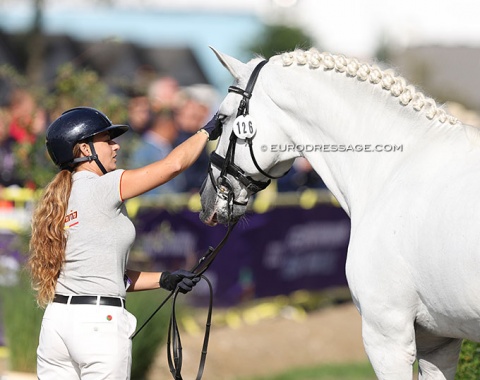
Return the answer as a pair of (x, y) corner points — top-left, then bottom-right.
(160, 269), (200, 294)
(201, 113), (222, 141)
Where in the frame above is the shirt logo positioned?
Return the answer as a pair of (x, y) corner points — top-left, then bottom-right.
(65, 210), (79, 229)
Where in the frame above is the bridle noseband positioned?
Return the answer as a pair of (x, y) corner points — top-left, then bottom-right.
(206, 59), (286, 214)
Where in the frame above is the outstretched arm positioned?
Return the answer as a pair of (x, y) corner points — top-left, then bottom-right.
(120, 130), (209, 200)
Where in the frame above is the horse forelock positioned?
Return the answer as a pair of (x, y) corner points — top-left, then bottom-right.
(271, 48), (459, 126)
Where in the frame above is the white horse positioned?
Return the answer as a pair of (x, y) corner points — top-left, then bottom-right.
(199, 47), (480, 379)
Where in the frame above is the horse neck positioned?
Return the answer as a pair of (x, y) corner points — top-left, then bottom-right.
(268, 63), (458, 216)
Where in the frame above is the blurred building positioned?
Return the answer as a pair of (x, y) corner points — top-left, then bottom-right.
(0, 8), (264, 93)
(389, 45), (480, 113)
(0, 31), (209, 94)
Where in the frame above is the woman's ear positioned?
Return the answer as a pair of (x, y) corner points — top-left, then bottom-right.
(79, 143), (90, 157)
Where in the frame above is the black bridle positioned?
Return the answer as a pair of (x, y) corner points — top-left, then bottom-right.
(207, 59), (285, 214)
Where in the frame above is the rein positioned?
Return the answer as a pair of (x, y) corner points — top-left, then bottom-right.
(132, 59), (278, 380)
(131, 221), (237, 380)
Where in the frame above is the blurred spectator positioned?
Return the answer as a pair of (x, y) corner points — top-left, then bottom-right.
(148, 76), (181, 113)
(276, 157), (327, 192)
(174, 84), (218, 192)
(0, 108), (22, 188)
(8, 88), (38, 143)
(15, 106), (50, 189)
(118, 75), (181, 171)
(129, 109), (186, 196)
(3, 88), (49, 188)
(125, 66), (157, 134)
(117, 92), (152, 169)
(127, 93), (152, 134)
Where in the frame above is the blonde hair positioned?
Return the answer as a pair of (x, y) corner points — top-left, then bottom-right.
(276, 48), (459, 125)
(28, 145), (81, 307)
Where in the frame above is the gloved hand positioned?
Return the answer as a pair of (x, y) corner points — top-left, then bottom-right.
(160, 269), (200, 294)
(201, 113), (222, 141)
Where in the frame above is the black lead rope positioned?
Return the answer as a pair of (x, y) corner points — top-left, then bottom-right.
(167, 221), (237, 380)
(131, 221), (237, 380)
(133, 58), (270, 379)
(167, 275), (213, 380)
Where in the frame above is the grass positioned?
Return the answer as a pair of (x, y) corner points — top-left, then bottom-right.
(127, 290), (172, 380)
(239, 362), (376, 380)
(0, 271), (43, 373)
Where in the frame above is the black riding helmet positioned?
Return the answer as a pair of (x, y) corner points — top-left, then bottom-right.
(46, 107), (129, 173)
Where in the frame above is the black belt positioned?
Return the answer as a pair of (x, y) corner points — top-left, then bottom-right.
(53, 294), (125, 307)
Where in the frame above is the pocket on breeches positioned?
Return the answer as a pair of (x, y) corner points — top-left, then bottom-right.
(66, 307), (137, 379)
(70, 306), (122, 357)
(125, 310), (137, 339)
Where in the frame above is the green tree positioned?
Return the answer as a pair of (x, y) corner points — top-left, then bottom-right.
(245, 23), (316, 59)
(456, 340), (480, 379)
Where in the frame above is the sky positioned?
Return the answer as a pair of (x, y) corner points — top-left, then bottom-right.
(294, 0), (480, 57)
(1, 0), (479, 58)
(110, 0), (480, 58)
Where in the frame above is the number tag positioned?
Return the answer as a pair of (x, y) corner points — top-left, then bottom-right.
(233, 115), (256, 139)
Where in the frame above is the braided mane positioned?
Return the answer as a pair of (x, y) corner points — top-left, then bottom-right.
(275, 48), (459, 125)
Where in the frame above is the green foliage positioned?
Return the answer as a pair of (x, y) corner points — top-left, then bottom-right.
(456, 340), (480, 379)
(13, 136), (57, 189)
(127, 290), (172, 380)
(45, 64), (127, 120)
(0, 65), (28, 88)
(0, 269), (43, 372)
(245, 24), (316, 59)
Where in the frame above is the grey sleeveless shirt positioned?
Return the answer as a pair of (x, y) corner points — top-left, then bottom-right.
(55, 169), (136, 298)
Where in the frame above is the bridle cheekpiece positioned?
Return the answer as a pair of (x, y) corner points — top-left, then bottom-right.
(206, 59), (286, 215)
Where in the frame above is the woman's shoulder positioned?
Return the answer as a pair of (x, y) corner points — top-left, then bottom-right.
(73, 170), (125, 202)
(73, 169), (124, 181)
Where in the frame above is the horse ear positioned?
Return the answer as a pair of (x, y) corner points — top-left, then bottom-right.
(209, 46), (249, 81)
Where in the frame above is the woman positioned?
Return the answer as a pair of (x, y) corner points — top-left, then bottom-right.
(28, 106), (221, 379)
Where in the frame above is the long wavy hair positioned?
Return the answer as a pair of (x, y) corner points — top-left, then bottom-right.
(28, 145), (81, 308)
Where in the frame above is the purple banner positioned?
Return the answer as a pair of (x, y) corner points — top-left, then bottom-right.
(133, 205), (350, 306)
(0, 205), (350, 309)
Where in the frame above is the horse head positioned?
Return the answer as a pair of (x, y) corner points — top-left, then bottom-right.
(199, 48), (297, 226)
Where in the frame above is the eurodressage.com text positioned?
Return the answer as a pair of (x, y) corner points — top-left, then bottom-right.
(262, 144), (404, 153)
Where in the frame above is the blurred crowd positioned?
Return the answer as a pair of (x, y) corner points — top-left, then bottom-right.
(0, 76), (220, 196)
(118, 76), (221, 197)
(0, 74), (327, 197)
